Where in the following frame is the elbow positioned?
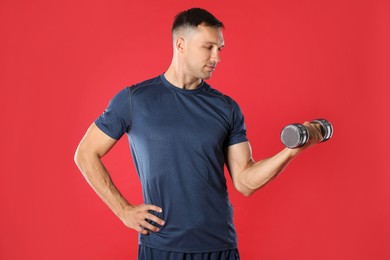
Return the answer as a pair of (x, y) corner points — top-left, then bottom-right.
(74, 145), (89, 173)
(74, 146), (83, 169)
(234, 181), (257, 197)
(234, 173), (269, 197)
(241, 190), (255, 197)
(240, 187), (258, 197)
(73, 147), (94, 184)
(74, 145), (103, 183)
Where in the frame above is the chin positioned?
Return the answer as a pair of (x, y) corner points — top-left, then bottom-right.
(201, 72), (213, 80)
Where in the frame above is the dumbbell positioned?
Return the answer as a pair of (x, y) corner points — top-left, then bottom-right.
(280, 119), (333, 149)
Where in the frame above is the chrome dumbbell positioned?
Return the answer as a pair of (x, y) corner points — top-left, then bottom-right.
(280, 119), (333, 149)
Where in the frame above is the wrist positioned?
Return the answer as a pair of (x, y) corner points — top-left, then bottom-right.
(284, 147), (302, 158)
(117, 204), (133, 221)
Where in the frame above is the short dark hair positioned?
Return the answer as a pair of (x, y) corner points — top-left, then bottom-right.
(172, 8), (224, 33)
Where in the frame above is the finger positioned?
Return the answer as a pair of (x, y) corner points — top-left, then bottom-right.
(302, 122), (320, 139)
(140, 220), (160, 232)
(310, 124), (323, 140)
(144, 204), (163, 213)
(136, 224), (150, 235)
(145, 213), (165, 226)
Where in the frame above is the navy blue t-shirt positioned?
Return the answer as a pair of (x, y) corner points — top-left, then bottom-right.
(95, 74), (248, 253)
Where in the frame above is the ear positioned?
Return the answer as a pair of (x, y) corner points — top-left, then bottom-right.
(175, 37), (185, 53)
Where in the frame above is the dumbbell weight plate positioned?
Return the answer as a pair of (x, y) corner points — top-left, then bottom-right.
(280, 123), (309, 149)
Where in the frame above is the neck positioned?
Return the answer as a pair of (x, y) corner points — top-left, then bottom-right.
(164, 62), (202, 90)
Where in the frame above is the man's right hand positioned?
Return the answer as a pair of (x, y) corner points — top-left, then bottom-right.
(121, 204), (165, 235)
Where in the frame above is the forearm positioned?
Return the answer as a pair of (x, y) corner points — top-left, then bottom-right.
(238, 148), (301, 196)
(74, 151), (131, 220)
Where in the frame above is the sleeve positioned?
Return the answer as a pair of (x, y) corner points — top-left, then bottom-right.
(224, 97), (249, 147)
(94, 87), (132, 140)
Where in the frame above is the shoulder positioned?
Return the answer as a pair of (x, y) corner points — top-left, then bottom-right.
(129, 75), (163, 95)
(104, 76), (162, 109)
(202, 83), (239, 110)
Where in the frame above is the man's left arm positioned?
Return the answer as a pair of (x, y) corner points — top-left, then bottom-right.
(225, 122), (322, 196)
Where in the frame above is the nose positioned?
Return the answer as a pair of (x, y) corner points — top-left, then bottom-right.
(211, 49), (221, 64)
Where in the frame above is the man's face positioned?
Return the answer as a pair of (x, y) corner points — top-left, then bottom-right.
(181, 25), (224, 80)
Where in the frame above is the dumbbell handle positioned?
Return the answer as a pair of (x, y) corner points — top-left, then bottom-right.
(281, 119), (333, 149)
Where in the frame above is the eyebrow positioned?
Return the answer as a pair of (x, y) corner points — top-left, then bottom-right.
(204, 41), (225, 48)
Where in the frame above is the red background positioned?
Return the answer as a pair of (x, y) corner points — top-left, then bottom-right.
(1, 0), (389, 259)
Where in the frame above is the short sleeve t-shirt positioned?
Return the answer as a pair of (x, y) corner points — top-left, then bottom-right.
(95, 74), (248, 253)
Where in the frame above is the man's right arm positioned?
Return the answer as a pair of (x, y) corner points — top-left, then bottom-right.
(74, 123), (165, 235)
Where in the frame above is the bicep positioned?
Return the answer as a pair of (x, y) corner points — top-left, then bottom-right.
(76, 123), (118, 159)
(225, 141), (254, 181)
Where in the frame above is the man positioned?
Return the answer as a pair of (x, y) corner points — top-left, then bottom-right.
(74, 8), (323, 260)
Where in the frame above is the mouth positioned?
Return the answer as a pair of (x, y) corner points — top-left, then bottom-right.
(206, 65), (216, 72)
